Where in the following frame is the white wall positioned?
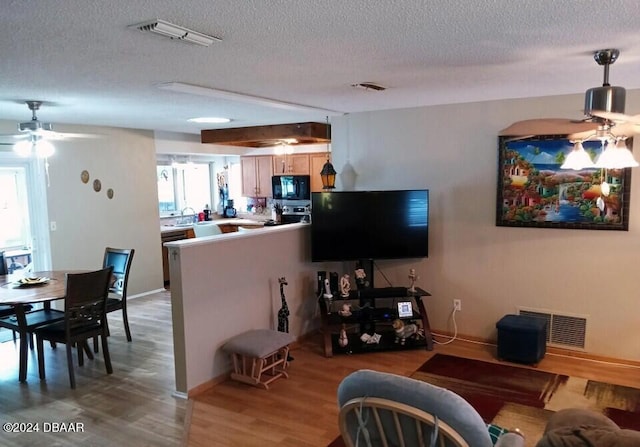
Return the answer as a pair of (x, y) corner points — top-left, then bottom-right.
(330, 90), (640, 362)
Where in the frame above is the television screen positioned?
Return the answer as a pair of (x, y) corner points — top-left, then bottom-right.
(311, 190), (429, 262)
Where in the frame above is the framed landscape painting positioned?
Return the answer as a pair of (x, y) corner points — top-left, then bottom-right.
(496, 135), (631, 230)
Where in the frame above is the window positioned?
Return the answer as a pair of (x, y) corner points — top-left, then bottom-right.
(157, 162), (213, 216)
(0, 167), (31, 250)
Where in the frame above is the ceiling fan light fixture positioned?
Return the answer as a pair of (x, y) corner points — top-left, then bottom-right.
(35, 139), (55, 158)
(594, 138), (638, 169)
(560, 141), (595, 170)
(13, 140), (32, 157)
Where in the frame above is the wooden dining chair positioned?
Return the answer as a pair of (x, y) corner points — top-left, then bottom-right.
(0, 251), (39, 345)
(35, 267), (114, 389)
(93, 247), (134, 353)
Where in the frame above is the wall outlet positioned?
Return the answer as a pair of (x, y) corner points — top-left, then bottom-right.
(453, 299), (462, 311)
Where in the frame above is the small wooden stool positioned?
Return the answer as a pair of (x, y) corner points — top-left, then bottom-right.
(222, 329), (295, 389)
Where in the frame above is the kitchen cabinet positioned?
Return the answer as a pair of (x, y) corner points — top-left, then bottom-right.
(241, 156), (273, 197)
(272, 154), (310, 175)
(310, 152), (330, 192)
(161, 228), (194, 284)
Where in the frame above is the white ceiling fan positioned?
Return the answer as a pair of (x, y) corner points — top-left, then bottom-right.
(0, 101), (95, 157)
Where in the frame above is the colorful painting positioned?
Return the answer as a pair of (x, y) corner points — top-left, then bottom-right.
(496, 136), (631, 230)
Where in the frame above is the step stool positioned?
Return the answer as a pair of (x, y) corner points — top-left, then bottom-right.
(222, 329), (295, 389)
(496, 314), (547, 365)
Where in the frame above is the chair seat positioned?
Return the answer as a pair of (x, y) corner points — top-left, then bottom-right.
(0, 304), (33, 318)
(0, 308), (64, 332)
(105, 297), (123, 310)
(35, 321), (102, 340)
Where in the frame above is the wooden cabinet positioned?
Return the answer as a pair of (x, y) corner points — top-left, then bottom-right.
(310, 152), (330, 192)
(241, 156), (273, 197)
(161, 229), (194, 284)
(272, 154), (310, 175)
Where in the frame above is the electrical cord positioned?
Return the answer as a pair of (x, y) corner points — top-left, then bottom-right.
(372, 261), (393, 287)
(432, 306), (458, 345)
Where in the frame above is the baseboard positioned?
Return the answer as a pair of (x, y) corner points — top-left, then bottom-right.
(129, 288), (166, 300)
(187, 372), (231, 398)
(433, 330), (640, 368)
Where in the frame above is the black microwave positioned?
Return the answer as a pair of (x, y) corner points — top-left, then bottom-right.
(272, 175), (311, 200)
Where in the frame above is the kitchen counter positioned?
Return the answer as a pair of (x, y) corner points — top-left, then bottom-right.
(161, 218), (265, 234)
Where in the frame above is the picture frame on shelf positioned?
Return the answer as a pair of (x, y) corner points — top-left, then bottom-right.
(496, 135), (632, 231)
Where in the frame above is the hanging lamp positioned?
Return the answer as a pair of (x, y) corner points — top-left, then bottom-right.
(320, 117), (336, 189)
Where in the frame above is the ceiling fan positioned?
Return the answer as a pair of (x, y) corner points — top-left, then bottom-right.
(500, 49), (639, 170)
(0, 101), (94, 157)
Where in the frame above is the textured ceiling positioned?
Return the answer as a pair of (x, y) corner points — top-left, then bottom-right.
(2, 0), (640, 136)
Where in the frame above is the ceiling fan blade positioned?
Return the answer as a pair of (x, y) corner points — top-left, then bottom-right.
(589, 110), (640, 125)
(610, 122), (639, 137)
(567, 129), (596, 141)
(499, 118), (600, 137)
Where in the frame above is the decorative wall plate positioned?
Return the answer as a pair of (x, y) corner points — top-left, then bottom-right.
(107, 188), (114, 199)
(93, 179), (102, 192)
(81, 170), (90, 184)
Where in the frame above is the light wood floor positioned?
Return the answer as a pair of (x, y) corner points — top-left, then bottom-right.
(3, 290), (639, 447)
(186, 334), (640, 447)
(0, 290), (186, 447)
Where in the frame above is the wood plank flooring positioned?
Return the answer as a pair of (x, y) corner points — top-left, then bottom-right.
(186, 335), (640, 447)
(0, 290), (186, 447)
(3, 289), (639, 447)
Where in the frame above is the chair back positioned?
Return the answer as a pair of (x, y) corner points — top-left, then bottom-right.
(0, 252), (7, 276)
(337, 370), (494, 447)
(64, 267), (113, 333)
(102, 247), (134, 298)
(193, 223), (222, 237)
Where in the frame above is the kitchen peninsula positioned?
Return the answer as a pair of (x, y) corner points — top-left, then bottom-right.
(160, 218), (267, 283)
(164, 222), (324, 396)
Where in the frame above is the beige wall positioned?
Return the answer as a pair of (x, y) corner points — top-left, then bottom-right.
(330, 90), (640, 362)
(0, 121), (165, 296)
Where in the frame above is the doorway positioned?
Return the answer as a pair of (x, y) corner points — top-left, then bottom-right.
(0, 152), (52, 272)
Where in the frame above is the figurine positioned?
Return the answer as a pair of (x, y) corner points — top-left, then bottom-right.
(338, 303), (352, 317)
(392, 319), (424, 346)
(323, 278), (333, 313)
(338, 324), (349, 347)
(277, 277), (290, 334)
(408, 268), (418, 292)
(354, 266), (369, 289)
(340, 274), (351, 297)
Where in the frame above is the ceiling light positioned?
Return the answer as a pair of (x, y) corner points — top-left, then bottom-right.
(560, 142), (595, 170)
(13, 137), (55, 158)
(188, 117), (231, 124)
(156, 82), (342, 115)
(594, 138), (639, 169)
(129, 19), (221, 47)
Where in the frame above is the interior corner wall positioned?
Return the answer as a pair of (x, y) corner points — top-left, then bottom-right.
(330, 90), (640, 362)
(41, 124), (164, 295)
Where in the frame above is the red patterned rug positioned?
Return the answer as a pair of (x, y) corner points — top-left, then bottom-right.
(329, 354), (640, 447)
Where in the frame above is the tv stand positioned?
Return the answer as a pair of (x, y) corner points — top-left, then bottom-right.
(318, 286), (433, 357)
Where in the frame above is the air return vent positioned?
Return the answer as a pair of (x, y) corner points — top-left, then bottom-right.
(518, 307), (587, 350)
(129, 19), (221, 47)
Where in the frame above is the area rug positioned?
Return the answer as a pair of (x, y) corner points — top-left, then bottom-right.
(329, 354), (640, 447)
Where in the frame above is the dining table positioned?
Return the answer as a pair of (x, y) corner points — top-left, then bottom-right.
(0, 270), (79, 382)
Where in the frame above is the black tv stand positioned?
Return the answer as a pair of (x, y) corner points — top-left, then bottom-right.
(318, 286), (433, 357)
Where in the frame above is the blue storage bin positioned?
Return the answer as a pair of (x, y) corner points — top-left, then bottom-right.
(496, 314), (547, 364)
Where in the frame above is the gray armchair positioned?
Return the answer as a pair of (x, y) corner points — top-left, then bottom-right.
(338, 369), (525, 447)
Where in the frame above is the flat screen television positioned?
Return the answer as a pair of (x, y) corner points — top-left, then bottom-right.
(311, 190), (429, 262)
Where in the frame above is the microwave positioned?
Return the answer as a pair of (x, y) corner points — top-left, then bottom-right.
(272, 175), (311, 200)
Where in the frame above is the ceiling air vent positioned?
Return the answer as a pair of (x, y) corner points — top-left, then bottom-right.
(129, 19), (221, 47)
(351, 82), (387, 92)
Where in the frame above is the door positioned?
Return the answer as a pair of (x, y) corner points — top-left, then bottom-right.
(0, 153), (52, 272)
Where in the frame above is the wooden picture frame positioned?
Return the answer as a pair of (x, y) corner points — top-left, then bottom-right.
(496, 135), (631, 231)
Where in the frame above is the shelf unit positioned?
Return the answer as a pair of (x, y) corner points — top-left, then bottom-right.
(318, 286), (433, 357)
